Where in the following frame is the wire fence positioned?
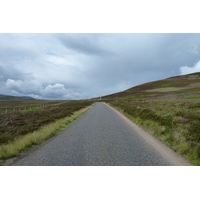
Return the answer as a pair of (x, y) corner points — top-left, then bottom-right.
(0, 102), (65, 115)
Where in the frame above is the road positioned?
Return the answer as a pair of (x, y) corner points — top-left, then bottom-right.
(10, 102), (191, 166)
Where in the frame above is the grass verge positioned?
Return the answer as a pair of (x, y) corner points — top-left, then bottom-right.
(0, 105), (93, 162)
(108, 103), (199, 166)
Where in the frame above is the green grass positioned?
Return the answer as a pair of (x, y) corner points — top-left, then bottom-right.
(182, 95), (200, 100)
(103, 73), (200, 165)
(146, 87), (183, 92)
(0, 105), (93, 161)
(20, 107), (44, 114)
(109, 102), (200, 165)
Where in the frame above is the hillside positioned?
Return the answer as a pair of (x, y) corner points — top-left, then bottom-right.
(102, 72), (200, 165)
(103, 72), (200, 100)
(0, 94), (35, 101)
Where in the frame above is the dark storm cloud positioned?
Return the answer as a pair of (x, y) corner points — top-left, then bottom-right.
(57, 33), (115, 57)
(0, 33), (200, 100)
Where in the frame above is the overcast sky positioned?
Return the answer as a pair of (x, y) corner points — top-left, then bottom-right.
(0, 33), (200, 100)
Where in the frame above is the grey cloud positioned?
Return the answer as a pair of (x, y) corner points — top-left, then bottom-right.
(6, 79), (43, 95)
(78, 33), (200, 94)
(0, 65), (33, 82)
(57, 34), (115, 57)
(155, 34), (200, 65)
(1, 33), (200, 100)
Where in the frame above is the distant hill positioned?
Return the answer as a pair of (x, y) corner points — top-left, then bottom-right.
(19, 96), (36, 100)
(0, 94), (35, 101)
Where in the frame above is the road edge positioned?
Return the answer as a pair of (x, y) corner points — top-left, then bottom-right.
(105, 103), (193, 166)
(0, 104), (94, 166)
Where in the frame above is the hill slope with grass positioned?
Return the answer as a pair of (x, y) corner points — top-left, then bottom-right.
(0, 94), (35, 101)
(103, 72), (200, 100)
(103, 72), (200, 165)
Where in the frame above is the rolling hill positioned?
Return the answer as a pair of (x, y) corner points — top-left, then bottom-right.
(102, 72), (200, 100)
(102, 72), (200, 165)
(0, 94), (35, 101)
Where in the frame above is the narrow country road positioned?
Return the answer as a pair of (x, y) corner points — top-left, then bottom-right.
(10, 103), (191, 166)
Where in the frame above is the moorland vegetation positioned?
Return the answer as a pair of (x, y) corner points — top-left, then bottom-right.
(102, 72), (200, 165)
(0, 72), (199, 165)
(0, 100), (93, 161)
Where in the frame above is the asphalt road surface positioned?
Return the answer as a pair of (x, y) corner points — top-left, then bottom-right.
(11, 102), (191, 166)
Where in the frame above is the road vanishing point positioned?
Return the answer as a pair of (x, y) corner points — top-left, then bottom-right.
(11, 102), (191, 166)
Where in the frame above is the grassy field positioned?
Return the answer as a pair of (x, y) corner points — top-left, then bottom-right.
(0, 104), (92, 162)
(0, 100), (93, 147)
(103, 72), (200, 165)
(0, 100), (63, 114)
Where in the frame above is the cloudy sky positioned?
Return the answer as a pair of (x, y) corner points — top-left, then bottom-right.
(0, 33), (200, 100)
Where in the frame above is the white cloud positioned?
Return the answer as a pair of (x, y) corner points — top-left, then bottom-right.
(43, 83), (67, 98)
(180, 60), (200, 75)
(5, 79), (87, 100)
(6, 79), (23, 90)
(43, 83), (88, 100)
(6, 79), (43, 95)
